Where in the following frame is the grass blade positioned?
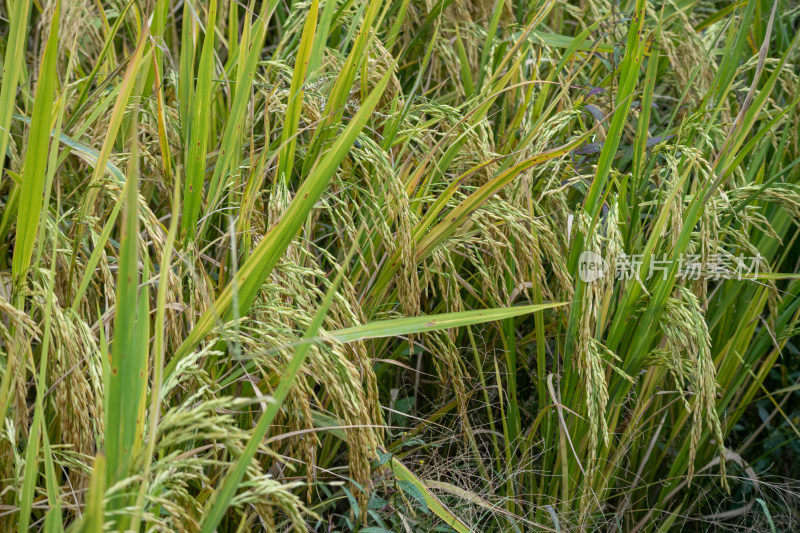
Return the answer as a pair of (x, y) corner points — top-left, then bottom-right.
(182, 0), (218, 241)
(0, 0), (31, 175)
(10, 0), (60, 294)
(277, 0), (319, 184)
(104, 118), (147, 505)
(330, 302), (565, 343)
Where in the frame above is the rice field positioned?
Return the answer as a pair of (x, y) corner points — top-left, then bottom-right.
(1, 0), (800, 531)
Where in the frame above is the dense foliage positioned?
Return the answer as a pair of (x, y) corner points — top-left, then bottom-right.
(1, 0), (800, 530)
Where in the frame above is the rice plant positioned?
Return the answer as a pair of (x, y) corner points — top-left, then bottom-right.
(1, 0), (800, 531)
